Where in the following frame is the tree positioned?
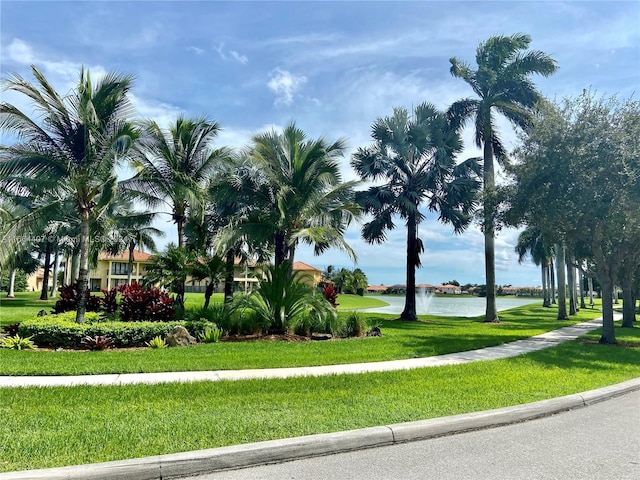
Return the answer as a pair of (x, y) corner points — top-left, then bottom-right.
(509, 92), (640, 343)
(243, 122), (359, 268)
(124, 116), (227, 248)
(190, 253), (226, 309)
(449, 33), (558, 323)
(143, 243), (192, 309)
(101, 197), (163, 285)
(352, 103), (480, 320)
(515, 226), (553, 307)
(0, 65), (137, 323)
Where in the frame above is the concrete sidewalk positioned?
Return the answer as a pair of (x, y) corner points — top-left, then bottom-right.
(0, 318), (603, 388)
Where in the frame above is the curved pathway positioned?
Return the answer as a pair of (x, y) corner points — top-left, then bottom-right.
(0, 318), (603, 388)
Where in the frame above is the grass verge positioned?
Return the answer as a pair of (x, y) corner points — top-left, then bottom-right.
(0, 324), (637, 472)
(0, 303), (602, 375)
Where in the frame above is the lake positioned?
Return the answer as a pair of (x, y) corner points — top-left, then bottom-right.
(361, 295), (539, 317)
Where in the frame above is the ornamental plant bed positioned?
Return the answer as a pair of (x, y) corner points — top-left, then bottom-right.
(222, 333), (312, 342)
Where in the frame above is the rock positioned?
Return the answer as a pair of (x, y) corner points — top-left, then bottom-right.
(37, 310), (48, 317)
(366, 326), (381, 337)
(165, 326), (197, 347)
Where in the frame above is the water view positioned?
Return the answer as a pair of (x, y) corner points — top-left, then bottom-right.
(362, 294), (539, 317)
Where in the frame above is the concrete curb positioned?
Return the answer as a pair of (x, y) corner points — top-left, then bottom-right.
(2, 377), (638, 480)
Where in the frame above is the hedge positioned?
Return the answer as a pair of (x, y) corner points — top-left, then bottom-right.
(18, 314), (216, 349)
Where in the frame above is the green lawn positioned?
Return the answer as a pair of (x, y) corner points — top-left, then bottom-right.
(0, 303), (602, 375)
(1, 324), (638, 472)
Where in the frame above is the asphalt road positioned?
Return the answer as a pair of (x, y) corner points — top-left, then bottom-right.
(195, 390), (640, 480)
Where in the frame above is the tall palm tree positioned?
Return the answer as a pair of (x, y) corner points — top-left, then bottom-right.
(243, 123), (360, 267)
(449, 33), (558, 323)
(98, 196), (163, 284)
(515, 225), (553, 307)
(0, 65), (136, 323)
(123, 116), (227, 248)
(351, 103), (481, 321)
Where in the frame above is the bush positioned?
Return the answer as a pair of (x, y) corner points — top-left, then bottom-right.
(1, 334), (35, 350)
(146, 336), (167, 349)
(119, 283), (175, 322)
(185, 304), (231, 331)
(198, 325), (222, 343)
(18, 316), (214, 349)
(53, 282), (102, 314)
(81, 335), (114, 351)
(2, 323), (21, 337)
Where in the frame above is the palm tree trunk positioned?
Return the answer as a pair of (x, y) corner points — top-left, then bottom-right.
(224, 249), (235, 304)
(567, 256), (576, 315)
(621, 269), (636, 327)
(400, 214), (418, 321)
(556, 244), (568, 320)
(588, 276), (595, 307)
(550, 262), (556, 304)
(541, 263), (550, 307)
(177, 220), (184, 249)
(7, 268), (16, 298)
(127, 242), (135, 285)
(578, 267), (586, 309)
(482, 137), (499, 323)
(75, 209), (91, 324)
(599, 274), (617, 344)
(50, 247), (60, 298)
(40, 239), (52, 301)
(274, 232), (287, 268)
(204, 283), (214, 309)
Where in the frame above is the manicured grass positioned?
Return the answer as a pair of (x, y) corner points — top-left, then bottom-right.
(335, 294), (388, 310)
(0, 324), (637, 472)
(0, 303), (602, 375)
(0, 292), (56, 326)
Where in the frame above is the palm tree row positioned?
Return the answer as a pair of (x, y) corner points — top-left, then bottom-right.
(1, 33), (585, 329)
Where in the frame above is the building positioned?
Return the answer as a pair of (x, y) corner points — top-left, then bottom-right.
(291, 261), (323, 288)
(185, 258), (261, 294)
(437, 284), (462, 295)
(90, 250), (154, 291)
(366, 284), (388, 294)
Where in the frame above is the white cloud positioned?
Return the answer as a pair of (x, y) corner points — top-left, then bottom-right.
(6, 38), (36, 64)
(230, 50), (248, 65)
(187, 46), (205, 55)
(267, 68), (307, 106)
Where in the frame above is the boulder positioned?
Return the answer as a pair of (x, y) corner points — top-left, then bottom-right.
(166, 325), (197, 347)
(366, 326), (382, 337)
(311, 333), (333, 341)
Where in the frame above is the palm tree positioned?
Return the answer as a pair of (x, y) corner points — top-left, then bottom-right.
(189, 253), (226, 309)
(101, 197), (163, 284)
(0, 65), (136, 323)
(143, 243), (192, 308)
(242, 123), (360, 267)
(124, 116), (227, 248)
(351, 103), (481, 321)
(515, 225), (553, 307)
(449, 33), (558, 323)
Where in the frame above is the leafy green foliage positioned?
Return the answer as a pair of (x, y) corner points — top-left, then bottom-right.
(81, 335), (114, 351)
(198, 325), (222, 343)
(146, 336), (167, 349)
(231, 262), (335, 334)
(322, 284), (338, 307)
(0, 334), (35, 350)
(18, 316), (211, 349)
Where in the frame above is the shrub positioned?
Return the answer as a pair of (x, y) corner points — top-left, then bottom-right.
(231, 262), (335, 334)
(18, 316), (213, 349)
(81, 335), (114, 351)
(101, 287), (118, 315)
(53, 281), (101, 314)
(322, 284), (339, 308)
(119, 282), (175, 322)
(1, 334), (35, 350)
(2, 323), (21, 337)
(146, 336), (167, 349)
(198, 325), (222, 343)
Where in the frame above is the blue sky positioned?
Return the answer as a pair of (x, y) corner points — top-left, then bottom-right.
(2, 1), (639, 287)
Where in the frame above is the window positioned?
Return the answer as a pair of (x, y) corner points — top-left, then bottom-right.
(111, 262), (129, 275)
